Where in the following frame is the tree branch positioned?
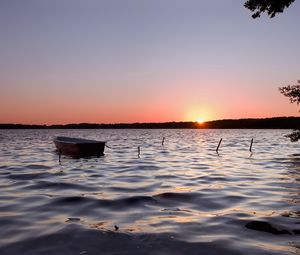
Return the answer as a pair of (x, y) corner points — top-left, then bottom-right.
(244, 0), (295, 18)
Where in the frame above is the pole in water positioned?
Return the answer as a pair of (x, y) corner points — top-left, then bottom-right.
(138, 146), (140, 158)
(162, 137), (165, 146)
(58, 150), (61, 163)
(249, 138), (253, 152)
(216, 138), (222, 152)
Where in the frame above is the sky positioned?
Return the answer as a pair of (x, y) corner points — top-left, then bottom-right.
(0, 0), (300, 124)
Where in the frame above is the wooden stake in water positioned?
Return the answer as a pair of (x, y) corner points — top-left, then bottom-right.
(162, 137), (165, 146)
(138, 146), (140, 158)
(216, 138), (222, 152)
(249, 138), (253, 152)
(58, 150), (61, 163)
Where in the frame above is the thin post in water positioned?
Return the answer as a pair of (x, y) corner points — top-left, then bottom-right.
(249, 138), (253, 152)
(58, 150), (61, 163)
(216, 138), (222, 152)
(138, 146), (140, 158)
(162, 137), (165, 146)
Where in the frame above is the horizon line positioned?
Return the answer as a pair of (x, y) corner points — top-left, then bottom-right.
(1, 116), (299, 126)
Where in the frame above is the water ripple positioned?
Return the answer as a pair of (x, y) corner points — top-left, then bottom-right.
(0, 129), (299, 254)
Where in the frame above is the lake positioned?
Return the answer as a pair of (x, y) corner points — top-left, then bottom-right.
(0, 129), (299, 255)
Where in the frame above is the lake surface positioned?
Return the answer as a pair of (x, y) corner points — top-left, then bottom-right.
(0, 129), (299, 255)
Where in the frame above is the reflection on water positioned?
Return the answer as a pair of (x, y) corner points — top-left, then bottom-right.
(0, 129), (299, 254)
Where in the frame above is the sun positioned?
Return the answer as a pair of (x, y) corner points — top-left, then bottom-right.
(196, 117), (205, 124)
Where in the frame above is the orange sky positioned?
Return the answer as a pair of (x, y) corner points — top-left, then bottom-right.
(1, 75), (299, 125)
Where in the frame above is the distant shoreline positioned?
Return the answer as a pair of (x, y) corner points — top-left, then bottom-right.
(0, 117), (299, 129)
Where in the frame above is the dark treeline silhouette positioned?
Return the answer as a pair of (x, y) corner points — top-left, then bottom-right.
(204, 117), (300, 129)
(1, 117), (300, 129)
(0, 122), (197, 129)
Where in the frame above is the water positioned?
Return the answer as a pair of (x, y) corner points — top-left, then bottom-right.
(0, 129), (299, 255)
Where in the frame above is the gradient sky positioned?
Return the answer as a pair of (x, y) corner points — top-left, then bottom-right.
(1, 0), (300, 124)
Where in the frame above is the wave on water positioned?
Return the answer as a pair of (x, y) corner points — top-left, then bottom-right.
(0, 129), (300, 254)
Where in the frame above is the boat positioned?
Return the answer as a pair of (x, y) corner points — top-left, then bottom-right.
(53, 136), (105, 158)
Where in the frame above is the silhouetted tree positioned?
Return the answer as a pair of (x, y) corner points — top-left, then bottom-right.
(244, 0), (295, 18)
(279, 81), (300, 142)
(245, 1), (299, 141)
(279, 81), (300, 105)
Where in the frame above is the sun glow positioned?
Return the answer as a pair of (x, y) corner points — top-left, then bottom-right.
(185, 105), (214, 124)
(196, 117), (205, 124)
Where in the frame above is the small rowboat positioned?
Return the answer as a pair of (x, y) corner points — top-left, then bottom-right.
(53, 136), (105, 158)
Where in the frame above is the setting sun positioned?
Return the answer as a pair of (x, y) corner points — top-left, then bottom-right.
(196, 117), (205, 124)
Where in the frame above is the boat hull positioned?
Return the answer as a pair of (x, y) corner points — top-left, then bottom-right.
(53, 137), (105, 158)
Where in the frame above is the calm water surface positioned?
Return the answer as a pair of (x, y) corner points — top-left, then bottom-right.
(0, 129), (299, 254)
